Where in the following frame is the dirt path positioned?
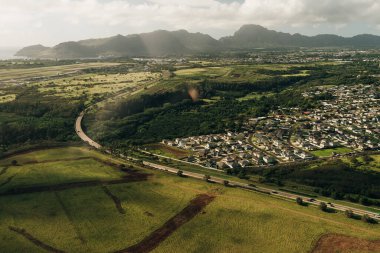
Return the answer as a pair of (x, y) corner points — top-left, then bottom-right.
(8, 226), (65, 253)
(311, 233), (380, 253)
(113, 194), (215, 253)
(102, 185), (125, 214)
(145, 144), (189, 159)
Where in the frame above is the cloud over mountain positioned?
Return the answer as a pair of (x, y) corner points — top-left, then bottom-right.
(2, 0), (380, 47)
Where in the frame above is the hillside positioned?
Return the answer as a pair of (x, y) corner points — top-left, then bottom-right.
(1, 147), (379, 253)
(221, 24), (380, 48)
(16, 30), (220, 59)
(15, 24), (380, 59)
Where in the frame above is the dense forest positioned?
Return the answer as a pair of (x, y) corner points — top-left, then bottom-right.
(248, 158), (380, 206)
(87, 69), (319, 145)
(0, 87), (84, 152)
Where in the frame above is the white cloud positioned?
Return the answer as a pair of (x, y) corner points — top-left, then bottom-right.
(1, 0), (380, 47)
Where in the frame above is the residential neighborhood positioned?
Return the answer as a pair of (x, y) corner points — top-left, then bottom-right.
(162, 84), (379, 169)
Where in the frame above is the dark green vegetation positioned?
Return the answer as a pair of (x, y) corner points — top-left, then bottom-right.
(1, 57), (380, 213)
(250, 156), (380, 207)
(86, 61), (380, 146)
(17, 24), (380, 59)
(0, 60), (149, 154)
(0, 87), (84, 150)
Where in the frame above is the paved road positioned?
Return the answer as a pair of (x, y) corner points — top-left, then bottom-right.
(142, 161), (380, 219)
(75, 111), (101, 149)
(75, 111), (380, 221)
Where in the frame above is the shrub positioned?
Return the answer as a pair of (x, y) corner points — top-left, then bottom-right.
(296, 197), (303, 206)
(345, 209), (354, 219)
(177, 170), (184, 177)
(319, 202), (328, 212)
(361, 214), (377, 224)
(360, 197), (372, 206)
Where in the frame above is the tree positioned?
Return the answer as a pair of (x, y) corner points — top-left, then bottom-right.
(331, 191), (343, 200)
(360, 197), (372, 206)
(119, 164), (127, 171)
(296, 197), (303, 206)
(349, 157), (361, 167)
(345, 209), (354, 219)
(319, 202), (328, 212)
(237, 171), (247, 179)
(362, 155), (374, 164)
(203, 174), (211, 182)
(223, 180), (229, 187)
(177, 170), (184, 177)
(11, 160), (17, 166)
(361, 214), (376, 224)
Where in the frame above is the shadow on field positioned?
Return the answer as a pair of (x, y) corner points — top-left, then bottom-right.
(9, 226), (65, 253)
(0, 158), (151, 196)
(102, 185), (126, 214)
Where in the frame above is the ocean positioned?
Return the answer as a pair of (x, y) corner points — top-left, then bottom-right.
(0, 47), (21, 60)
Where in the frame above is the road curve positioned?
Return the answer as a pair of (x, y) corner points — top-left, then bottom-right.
(75, 111), (101, 149)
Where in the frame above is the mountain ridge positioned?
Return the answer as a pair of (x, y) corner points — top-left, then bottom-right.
(16, 25), (380, 59)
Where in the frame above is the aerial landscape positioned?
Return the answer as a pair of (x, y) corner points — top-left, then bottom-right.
(0, 0), (380, 252)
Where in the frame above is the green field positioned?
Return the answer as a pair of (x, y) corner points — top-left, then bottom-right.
(155, 187), (380, 253)
(1, 147), (379, 253)
(0, 62), (120, 83)
(33, 72), (160, 103)
(342, 154), (380, 173)
(311, 147), (353, 157)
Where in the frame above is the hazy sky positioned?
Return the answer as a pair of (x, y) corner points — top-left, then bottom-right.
(1, 0), (380, 48)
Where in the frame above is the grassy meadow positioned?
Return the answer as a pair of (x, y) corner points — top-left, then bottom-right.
(0, 62), (120, 84)
(311, 147), (353, 157)
(1, 147), (379, 253)
(33, 72), (160, 103)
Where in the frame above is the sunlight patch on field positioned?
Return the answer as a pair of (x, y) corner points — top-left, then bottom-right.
(0, 94), (16, 103)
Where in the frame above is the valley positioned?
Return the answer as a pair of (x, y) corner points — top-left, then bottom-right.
(0, 50), (379, 253)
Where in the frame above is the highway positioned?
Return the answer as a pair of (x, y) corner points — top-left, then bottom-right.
(75, 111), (380, 221)
(75, 111), (102, 149)
(142, 161), (380, 219)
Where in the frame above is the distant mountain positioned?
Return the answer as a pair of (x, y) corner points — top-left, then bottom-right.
(16, 25), (380, 59)
(220, 24), (380, 48)
(16, 30), (219, 59)
(15, 44), (50, 58)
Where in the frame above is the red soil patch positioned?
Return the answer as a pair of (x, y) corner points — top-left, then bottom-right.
(114, 194), (215, 253)
(312, 234), (380, 253)
(146, 143), (189, 159)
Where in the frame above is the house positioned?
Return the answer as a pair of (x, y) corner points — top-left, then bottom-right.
(263, 156), (276, 164)
(216, 161), (228, 169)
